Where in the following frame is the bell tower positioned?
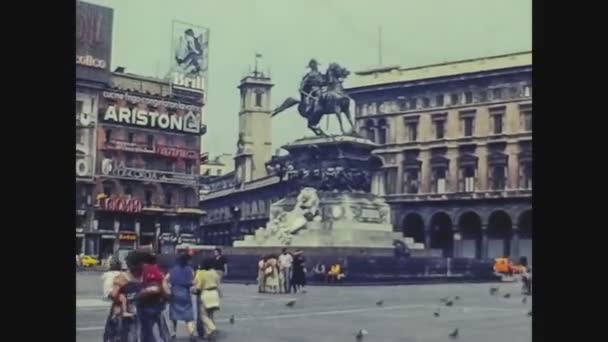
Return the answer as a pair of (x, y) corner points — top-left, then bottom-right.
(234, 69), (274, 185)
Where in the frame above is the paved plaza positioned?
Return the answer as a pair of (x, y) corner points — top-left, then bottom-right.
(77, 272), (531, 342)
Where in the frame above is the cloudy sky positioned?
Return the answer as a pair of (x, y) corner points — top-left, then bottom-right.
(86, 0), (531, 156)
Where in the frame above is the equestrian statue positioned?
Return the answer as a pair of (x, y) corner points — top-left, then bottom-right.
(272, 59), (356, 137)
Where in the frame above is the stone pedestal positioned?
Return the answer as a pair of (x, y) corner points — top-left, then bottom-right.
(232, 135), (425, 254)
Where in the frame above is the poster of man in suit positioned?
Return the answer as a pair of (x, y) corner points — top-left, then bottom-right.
(172, 21), (209, 78)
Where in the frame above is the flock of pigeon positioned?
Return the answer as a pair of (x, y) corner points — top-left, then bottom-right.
(225, 285), (531, 340)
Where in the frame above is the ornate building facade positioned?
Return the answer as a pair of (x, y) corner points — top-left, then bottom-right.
(346, 51), (532, 262)
(76, 1), (113, 255)
(86, 70), (205, 258)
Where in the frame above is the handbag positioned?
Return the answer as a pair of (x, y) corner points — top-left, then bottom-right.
(265, 266), (273, 275)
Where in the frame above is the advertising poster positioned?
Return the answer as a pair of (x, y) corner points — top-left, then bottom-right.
(170, 20), (209, 94)
(76, 1), (113, 83)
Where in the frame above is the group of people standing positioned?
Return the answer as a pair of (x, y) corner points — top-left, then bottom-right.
(101, 247), (228, 341)
(258, 248), (307, 294)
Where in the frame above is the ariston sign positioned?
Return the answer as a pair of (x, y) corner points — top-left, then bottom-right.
(102, 105), (200, 134)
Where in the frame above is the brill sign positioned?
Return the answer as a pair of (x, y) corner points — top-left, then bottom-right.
(103, 105), (200, 134)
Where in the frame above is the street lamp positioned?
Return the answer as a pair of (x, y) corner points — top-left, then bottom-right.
(230, 205), (241, 245)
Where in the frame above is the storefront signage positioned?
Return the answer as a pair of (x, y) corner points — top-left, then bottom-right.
(157, 145), (199, 159)
(104, 140), (155, 154)
(102, 234), (116, 239)
(178, 234), (197, 244)
(102, 105), (200, 134)
(159, 233), (175, 242)
(102, 91), (200, 112)
(119, 233), (137, 241)
(76, 1), (113, 82)
(101, 159), (197, 185)
(99, 197), (143, 213)
(76, 55), (107, 69)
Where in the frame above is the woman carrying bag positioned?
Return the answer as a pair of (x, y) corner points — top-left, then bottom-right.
(193, 259), (221, 340)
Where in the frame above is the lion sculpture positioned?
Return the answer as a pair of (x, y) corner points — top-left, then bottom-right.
(267, 187), (320, 245)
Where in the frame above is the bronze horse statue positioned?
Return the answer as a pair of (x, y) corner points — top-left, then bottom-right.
(272, 63), (356, 137)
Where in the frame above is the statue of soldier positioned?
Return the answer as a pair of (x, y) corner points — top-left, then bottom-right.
(299, 59), (326, 116)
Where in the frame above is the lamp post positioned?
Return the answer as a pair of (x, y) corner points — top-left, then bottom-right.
(230, 206), (241, 245)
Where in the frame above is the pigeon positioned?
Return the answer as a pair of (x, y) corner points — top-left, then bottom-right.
(286, 300), (296, 307)
(522, 296), (527, 304)
(527, 311), (532, 317)
(434, 311), (440, 317)
(445, 300), (454, 307)
(302, 289), (308, 294)
(490, 287), (499, 295)
(356, 329), (368, 340)
(376, 300), (384, 307)
(454, 296), (460, 301)
(449, 328), (459, 338)
(229, 315), (235, 324)
(503, 293), (511, 298)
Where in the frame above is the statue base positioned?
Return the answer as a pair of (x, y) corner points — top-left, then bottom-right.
(233, 135), (425, 253)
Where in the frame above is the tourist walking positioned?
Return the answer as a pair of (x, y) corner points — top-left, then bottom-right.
(257, 256), (267, 293)
(212, 248), (228, 283)
(103, 250), (171, 342)
(194, 259), (222, 340)
(265, 255), (280, 294)
(137, 252), (172, 342)
(166, 253), (196, 341)
(291, 250), (306, 293)
(278, 248), (293, 293)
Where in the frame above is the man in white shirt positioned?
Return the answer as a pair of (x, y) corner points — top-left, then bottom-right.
(278, 249), (293, 294)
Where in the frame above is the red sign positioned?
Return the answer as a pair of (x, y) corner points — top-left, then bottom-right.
(104, 140), (155, 154)
(157, 146), (199, 160)
(100, 198), (143, 213)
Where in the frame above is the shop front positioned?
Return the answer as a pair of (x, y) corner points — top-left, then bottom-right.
(117, 232), (137, 251)
(99, 232), (116, 259)
(76, 230), (85, 255)
(159, 233), (177, 255)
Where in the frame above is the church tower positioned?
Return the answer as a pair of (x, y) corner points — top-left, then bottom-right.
(234, 70), (274, 186)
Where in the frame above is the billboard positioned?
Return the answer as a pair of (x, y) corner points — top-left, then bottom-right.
(76, 1), (113, 83)
(170, 21), (209, 95)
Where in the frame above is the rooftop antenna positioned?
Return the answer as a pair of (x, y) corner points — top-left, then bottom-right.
(254, 52), (262, 77)
(378, 26), (383, 66)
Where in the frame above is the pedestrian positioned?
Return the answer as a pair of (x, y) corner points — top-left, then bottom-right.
(137, 252), (172, 342)
(103, 250), (166, 342)
(102, 258), (132, 318)
(519, 257), (532, 295)
(312, 262), (326, 283)
(264, 255), (280, 294)
(193, 263), (205, 338)
(257, 255), (267, 293)
(193, 258), (221, 340)
(291, 250), (306, 293)
(278, 248), (293, 293)
(166, 253), (196, 341)
(212, 248), (228, 283)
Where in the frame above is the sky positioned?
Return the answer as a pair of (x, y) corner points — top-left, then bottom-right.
(86, 0), (532, 157)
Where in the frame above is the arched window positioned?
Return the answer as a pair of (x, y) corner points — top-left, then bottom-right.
(255, 91), (263, 107)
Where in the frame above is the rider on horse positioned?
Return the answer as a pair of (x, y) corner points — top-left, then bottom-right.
(299, 59), (327, 116)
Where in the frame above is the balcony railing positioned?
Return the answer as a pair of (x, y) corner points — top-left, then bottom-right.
(386, 188), (532, 202)
(102, 139), (199, 159)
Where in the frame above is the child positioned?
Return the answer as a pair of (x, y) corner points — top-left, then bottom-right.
(102, 259), (133, 318)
